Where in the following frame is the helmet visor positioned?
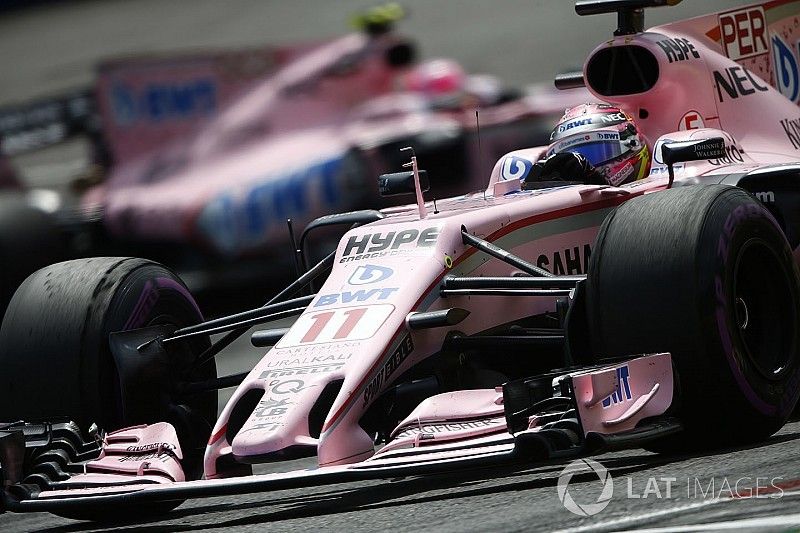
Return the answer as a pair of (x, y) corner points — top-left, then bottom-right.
(547, 131), (628, 166)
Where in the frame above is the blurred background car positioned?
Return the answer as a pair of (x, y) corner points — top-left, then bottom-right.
(0, 3), (594, 311)
(0, 144), (66, 314)
(0, 0), (741, 312)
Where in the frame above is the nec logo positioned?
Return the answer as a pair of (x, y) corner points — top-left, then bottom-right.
(348, 265), (393, 285)
(713, 66), (768, 102)
(719, 7), (768, 60)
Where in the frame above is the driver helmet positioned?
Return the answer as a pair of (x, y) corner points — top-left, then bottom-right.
(546, 103), (651, 186)
(402, 58), (466, 106)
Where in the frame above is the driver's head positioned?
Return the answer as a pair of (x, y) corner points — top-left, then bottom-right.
(402, 58), (466, 106)
(547, 103), (651, 186)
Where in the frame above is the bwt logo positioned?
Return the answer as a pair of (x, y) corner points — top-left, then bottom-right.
(772, 34), (800, 104)
(500, 155), (533, 181)
(348, 265), (393, 285)
(110, 79), (216, 125)
(557, 117), (592, 133)
(314, 287), (398, 307)
(602, 365), (632, 409)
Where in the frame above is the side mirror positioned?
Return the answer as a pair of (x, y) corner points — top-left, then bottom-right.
(296, 209), (385, 274)
(378, 170), (429, 196)
(661, 137), (726, 166)
(661, 137), (726, 188)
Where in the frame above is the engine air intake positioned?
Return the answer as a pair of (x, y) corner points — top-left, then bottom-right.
(585, 45), (659, 96)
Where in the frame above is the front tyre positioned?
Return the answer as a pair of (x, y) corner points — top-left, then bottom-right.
(586, 185), (800, 446)
(0, 257), (216, 476)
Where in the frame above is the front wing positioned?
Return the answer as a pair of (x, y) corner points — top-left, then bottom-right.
(1, 353), (680, 517)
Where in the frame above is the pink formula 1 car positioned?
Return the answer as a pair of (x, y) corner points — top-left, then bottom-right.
(2, 0), (800, 521)
(72, 6), (592, 292)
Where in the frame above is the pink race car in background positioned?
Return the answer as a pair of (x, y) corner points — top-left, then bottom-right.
(0, 5), (593, 302)
(72, 5), (594, 290)
(3, 0), (800, 522)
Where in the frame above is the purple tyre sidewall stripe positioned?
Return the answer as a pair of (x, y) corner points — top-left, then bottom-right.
(121, 275), (203, 331)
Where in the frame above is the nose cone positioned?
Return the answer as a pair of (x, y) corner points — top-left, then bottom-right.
(229, 376), (328, 461)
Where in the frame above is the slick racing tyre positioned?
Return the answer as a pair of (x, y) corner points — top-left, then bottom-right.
(0, 257), (216, 479)
(586, 185), (800, 447)
(0, 194), (65, 318)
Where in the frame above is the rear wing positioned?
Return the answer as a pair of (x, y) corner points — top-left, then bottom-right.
(93, 44), (316, 165)
(0, 43), (316, 166)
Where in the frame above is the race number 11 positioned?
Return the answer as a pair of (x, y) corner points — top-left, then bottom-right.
(301, 308), (367, 342)
(278, 305), (394, 346)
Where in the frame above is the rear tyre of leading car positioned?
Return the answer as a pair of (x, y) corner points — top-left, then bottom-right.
(0, 195), (66, 318)
(586, 185), (800, 449)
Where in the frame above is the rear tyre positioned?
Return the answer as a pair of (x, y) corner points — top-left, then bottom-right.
(0, 257), (216, 481)
(586, 185), (800, 448)
(0, 195), (65, 317)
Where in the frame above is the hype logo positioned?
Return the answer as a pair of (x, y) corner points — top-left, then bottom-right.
(348, 264), (393, 285)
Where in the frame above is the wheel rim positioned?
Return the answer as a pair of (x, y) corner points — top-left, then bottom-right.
(732, 238), (796, 381)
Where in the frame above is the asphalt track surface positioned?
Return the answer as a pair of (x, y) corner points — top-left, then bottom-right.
(3, 420), (800, 532)
(6, 0), (800, 531)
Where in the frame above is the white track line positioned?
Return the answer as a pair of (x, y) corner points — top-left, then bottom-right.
(624, 512), (800, 532)
(552, 498), (725, 533)
(553, 490), (800, 533)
